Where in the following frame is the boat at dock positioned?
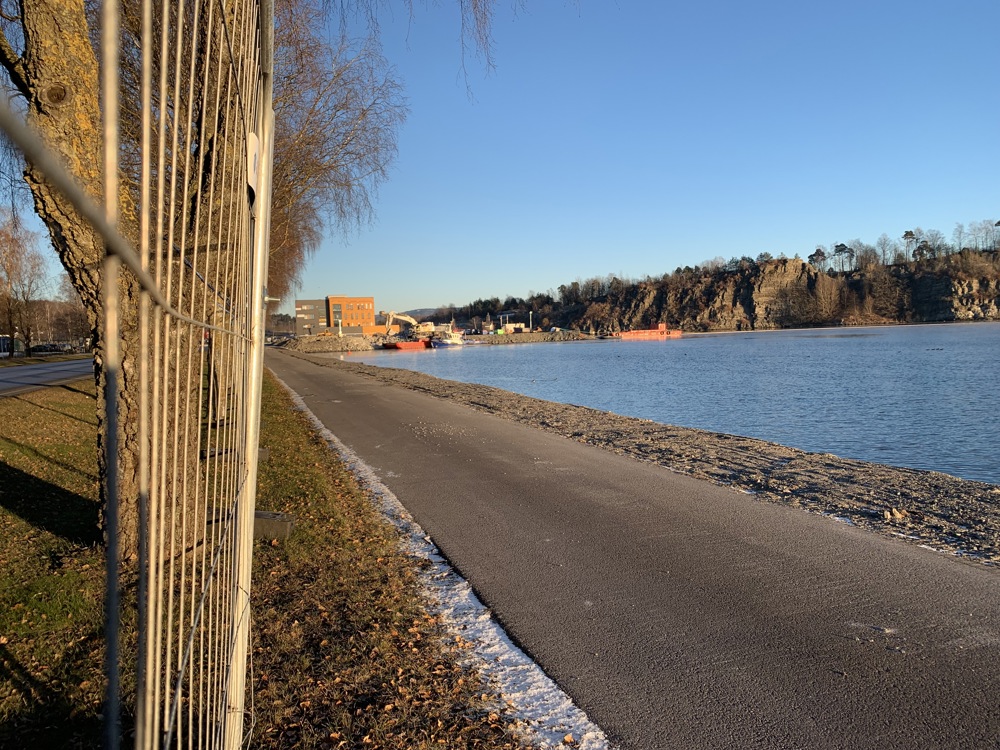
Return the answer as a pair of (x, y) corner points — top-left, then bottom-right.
(430, 329), (465, 347)
(382, 339), (432, 350)
(615, 323), (682, 340)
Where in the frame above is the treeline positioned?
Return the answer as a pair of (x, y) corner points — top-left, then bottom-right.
(0, 294), (90, 353)
(429, 223), (1000, 332)
(0, 213), (90, 354)
(805, 220), (1000, 272)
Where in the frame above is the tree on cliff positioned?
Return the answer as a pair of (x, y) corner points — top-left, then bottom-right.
(967, 219), (999, 252)
(0, 0), (494, 558)
(875, 233), (899, 265)
(902, 230), (918, 260)
(922, 229), (950, 258)
(851, 240), (879, 271)
(832, 243), (854, 272)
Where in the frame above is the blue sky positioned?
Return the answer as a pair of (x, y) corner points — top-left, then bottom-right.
(290, 0), (999, 314)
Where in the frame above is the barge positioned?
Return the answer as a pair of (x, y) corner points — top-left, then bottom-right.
(615, 323), (682, 340)
(382, 339), (432, 350)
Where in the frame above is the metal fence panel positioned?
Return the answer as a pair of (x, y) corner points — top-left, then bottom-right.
(0, 0), (274, 747)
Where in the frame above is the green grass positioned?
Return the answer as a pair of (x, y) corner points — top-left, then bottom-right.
(0, 371), (533, 749)
(0, 380), (105, 748)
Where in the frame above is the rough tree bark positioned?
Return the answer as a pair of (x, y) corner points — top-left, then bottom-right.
(1, 0), (145, 560)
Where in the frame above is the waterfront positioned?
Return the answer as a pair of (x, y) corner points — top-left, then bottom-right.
(346, 322), (1000, 485)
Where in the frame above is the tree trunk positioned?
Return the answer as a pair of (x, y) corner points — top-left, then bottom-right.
(19, 0), (143, 560)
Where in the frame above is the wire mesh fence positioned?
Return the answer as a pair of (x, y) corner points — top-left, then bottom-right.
(0, 0), (274, 747)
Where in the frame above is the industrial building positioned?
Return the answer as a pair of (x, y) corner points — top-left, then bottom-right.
(293, 300), (329, 337)
(295, 296), (387, 336)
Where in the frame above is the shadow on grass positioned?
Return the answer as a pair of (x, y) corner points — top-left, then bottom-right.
(0, 433), (98, 488)
(0, 640), (105, 749)
(57, 381), (96, 397)
(0, 460), (100, 545)
(12, 387), (97, 426)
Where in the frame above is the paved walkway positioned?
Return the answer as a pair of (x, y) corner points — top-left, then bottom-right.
(266, 350), (1000, 750)
(0, 358), (93, 396)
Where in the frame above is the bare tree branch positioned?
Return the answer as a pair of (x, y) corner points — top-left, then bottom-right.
(266, 0), (407, 297)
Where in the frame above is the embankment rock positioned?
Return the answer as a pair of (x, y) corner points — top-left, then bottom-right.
(279, 334), (375, 353)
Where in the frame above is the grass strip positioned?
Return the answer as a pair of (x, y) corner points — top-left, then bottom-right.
(0, 380), (105, 748)
(0, 371), (533, 748)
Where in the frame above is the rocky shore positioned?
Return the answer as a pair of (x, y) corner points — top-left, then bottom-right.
(463, 330), (590, 345)
(279, 334), (377, 352)
(277, 329), (588, 354)
(277, 349), (1000, 566)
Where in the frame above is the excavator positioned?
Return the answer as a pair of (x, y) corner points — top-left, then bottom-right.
(380, 311), (436, 336)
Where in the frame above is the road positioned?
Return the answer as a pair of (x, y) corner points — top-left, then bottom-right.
(265, 350), (1000, 750)
(0, 357), (93, 396)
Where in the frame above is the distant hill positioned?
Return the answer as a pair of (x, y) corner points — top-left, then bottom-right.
(428, 250), (1000, 333)
(404, 308), (438, 319)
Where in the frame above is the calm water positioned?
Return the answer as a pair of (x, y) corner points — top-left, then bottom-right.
(345, 323), (1000, 485)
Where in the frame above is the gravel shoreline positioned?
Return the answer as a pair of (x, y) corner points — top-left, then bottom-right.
(276, 330), (588, 353)
(275, 348), (1000, 566)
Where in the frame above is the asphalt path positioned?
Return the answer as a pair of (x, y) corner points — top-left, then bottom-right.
(265, 350), (1000, 750)
(0, 357), (93, 396)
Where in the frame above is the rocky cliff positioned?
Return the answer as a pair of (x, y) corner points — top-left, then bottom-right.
(910, 275), (1000, 322)
(570, 253), (1000, 332)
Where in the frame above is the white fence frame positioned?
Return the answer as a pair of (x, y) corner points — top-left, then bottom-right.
(0, 0), (274, 747)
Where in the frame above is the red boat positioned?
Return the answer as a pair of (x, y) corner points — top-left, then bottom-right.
(615, 323), (682, 340)
(382, 339), (432, 350)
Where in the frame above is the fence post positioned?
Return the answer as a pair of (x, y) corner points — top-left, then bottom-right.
(222, 9), (274, 744)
